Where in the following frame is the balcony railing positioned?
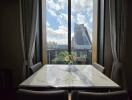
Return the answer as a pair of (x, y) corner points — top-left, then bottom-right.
(47, 49), (92, 64)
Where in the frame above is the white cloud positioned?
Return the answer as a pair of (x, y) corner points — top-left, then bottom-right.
(57, 15), (63, 24)
(62, 14), (68, 21)
(58, 0), (68, 3)
(46, 0), (93, 42)
(82, 0), (93, 7)
(76, 13), (86, 24)
(46, 0), (60, 17)
(58, 0), (68, 8)
(89, 17), (93, 23)
(48, 9), (57, 16)
(46, 22), (50, 27)
(71, 0), (93, 13)
(47, 0), (67, 17)
(47, 26), (68, 44)
(47, 0), (60, 11)
(86, 7), (93, 13)
(57, 13), (68, 25)
(55, 26), (68, 36)
(55, 3), (61, 11)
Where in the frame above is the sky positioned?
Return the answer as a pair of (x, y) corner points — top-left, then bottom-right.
(45, 0), (93, 45)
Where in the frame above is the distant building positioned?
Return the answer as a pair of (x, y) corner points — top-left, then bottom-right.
(73, 24), (92, 49)
(47, 24), (92, 64)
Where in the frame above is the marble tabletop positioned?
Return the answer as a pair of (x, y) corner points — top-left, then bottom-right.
(20, 64), (119, 88)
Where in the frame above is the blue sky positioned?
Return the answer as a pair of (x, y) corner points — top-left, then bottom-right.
(46, 0), (93, 45)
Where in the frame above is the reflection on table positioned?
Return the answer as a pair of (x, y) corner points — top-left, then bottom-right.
(20, 64), (119, 89)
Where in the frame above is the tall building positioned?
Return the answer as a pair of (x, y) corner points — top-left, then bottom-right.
(74, 24), (92, 49)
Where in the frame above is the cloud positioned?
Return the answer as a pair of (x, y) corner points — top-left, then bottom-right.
(58, 0), (68, 9)
(47, 9), (57, 16)
(55, 26), (68, 37)
(46, 0), (60, 17)
(57, 13), (68, 25)
(46, 0), (67, 17)
(83, 0), (93, 7)
(71, 0), (93, 13)
(47, 25), (68, 44)
(62, 14), (68, 21)
(89, 17), (93, 23)
(76, 13), (86, 24)
(46, 0), (93, 42)
(47, 0), (61, 11)
(46, 22), (50, 27)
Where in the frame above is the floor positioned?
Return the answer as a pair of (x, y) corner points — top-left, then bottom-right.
(0, 88), (17, 100)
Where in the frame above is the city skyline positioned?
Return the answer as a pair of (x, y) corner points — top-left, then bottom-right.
(47, 23), (92, 50)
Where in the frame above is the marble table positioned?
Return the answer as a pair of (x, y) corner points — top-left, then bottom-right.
(20, 64), (120, 90)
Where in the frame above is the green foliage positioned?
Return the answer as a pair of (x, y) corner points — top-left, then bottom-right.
(52, 51), (69, 64)
(52, 51), (75, 64)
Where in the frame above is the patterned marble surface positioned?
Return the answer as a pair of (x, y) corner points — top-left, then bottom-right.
(20, 64), (119, 88)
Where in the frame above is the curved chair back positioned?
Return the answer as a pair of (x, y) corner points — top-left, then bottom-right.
(17, 89), (68, 100)
(71, 90), (128, 100)
(29, 62), (42, 74)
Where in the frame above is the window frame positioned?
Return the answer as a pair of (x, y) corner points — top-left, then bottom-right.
(97, 0), (105, 65)
(41, 0), (100, 64)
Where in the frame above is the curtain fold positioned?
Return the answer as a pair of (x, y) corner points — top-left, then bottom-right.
(108, 0), (127, 89)
(20, 0), (39, 78)
(28, 0), (39, 67)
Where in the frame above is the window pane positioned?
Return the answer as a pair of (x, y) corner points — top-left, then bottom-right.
(71, 0), (93, 64)
(46, 0), (68, 64)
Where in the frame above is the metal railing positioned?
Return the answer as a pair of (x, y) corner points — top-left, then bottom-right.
(46, 49), (92, 64)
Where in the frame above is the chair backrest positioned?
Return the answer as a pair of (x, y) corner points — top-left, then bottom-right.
(30, 62), (42, 74)
(93, 63), (105, 73)
(17, 89), (68, 100)
(71, 90), (128, 100)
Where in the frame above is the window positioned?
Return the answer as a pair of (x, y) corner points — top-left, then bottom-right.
(42, 0), (99, 64)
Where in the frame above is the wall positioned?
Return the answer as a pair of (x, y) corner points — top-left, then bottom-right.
(0, 0), (24, 87)
(125, 0), (132, 91)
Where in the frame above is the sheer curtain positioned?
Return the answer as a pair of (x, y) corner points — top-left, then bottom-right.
(108, 0), (127, 88)
(20, 0), (39, 78)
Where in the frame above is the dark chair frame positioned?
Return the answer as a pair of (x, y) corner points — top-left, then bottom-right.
(71, 90), (129, 100)
(17, 89), (68, 100)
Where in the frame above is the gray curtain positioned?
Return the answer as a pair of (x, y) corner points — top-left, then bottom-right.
(108, 0), (127, 88)
(20, 0), (39, 78)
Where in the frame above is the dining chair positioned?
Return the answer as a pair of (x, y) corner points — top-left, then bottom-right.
(17, 89), (68, 100)
(71, 90), (129, 100)
(29, 62), (42, 75)
(93, 63), (105, 73)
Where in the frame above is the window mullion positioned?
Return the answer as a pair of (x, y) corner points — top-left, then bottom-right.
(68, 0), (71, 54)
